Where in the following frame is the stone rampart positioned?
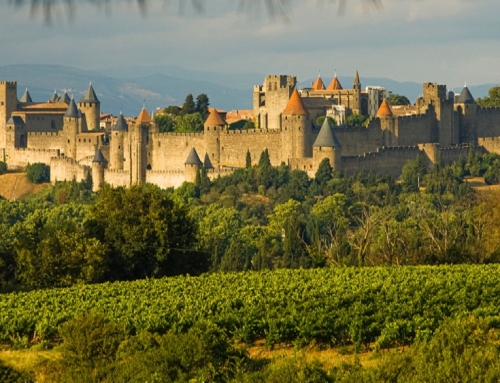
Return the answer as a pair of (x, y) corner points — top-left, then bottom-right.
(146, 169), (185, 189)
(50, 156), (89, 183)
(341, 146), (422, 177)
(27, 131), (64, 150)
(4, 147), (60, 169)
(478, 137), (500, 154)
(220, 129), (282, 167)
(150, 133), (205, 171)
(334, 125), (382, 156)
(104, 169), (130, 188)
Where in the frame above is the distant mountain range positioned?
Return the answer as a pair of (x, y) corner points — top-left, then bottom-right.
(0, 64), (496, 117)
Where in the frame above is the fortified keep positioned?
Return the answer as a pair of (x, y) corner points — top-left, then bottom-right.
(1, 73), (500, 190)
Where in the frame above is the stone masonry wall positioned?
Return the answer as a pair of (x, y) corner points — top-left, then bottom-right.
(50, 157), (89, 183)
(4, 147), (60, 169)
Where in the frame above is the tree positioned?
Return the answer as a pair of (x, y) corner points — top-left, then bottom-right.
(175, 112), (204, 132)
(346, 114), (367, 128)
(315, 116), (336, 126)
(386, 92), (411, 106)
(155, 114), (176, 133)
(88, 185), (201, 280)
(314, 158), (333, 189)
(245, 150), (252, 169)
(400, 154), (427, 192)
(182, 94), (196, 115)
(477, 86), (500, 108)
(26, 162), (50, 183)
(164, 105), (181, 116)
(14, 204), (107, 288)
(195, 93), (210, 120)
(0, 161), (7, 175)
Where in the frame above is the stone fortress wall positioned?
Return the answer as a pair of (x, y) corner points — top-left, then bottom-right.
(1, 73), (500, 191)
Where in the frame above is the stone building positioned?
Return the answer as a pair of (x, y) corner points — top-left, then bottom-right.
(2, 72), (500, 191)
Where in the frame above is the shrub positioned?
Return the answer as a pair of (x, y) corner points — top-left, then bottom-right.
(26, 163), (50, 183)
(0, 161), (7, 175)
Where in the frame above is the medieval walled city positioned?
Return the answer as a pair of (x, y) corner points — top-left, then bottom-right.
(2, 72), (500, 191)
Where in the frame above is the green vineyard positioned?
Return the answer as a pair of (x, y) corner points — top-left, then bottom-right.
(2, 265), (500, 348)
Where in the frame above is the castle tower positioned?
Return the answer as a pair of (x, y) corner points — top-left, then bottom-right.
(377, 99), (397, 146)
(0, 81), (18, 149)
(281, 88), (311, 159)
(5, 116), (26, 148)
(78, 82), (100, 132)
(58, 91), (70, 104)
(204, 108), (226, 169)
(313, 117), (342, 172)
(130, 107), (150, 185)
(455, 84), (476, 143)
(352, 70), (361, 115)
(63, 98), (81, 158)
(311, 73), (326, 90)
(110, 112), (128, 171)
(19, 88), (33, 103)
(327, 73), (343, 90)
(253, 75), (297, 130)
(92, 148), (107, 192)
(48, 91), (59, 103)
(184, 147), (202, 183)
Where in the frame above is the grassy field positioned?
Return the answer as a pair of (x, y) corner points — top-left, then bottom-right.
(0, 172), (49, 201)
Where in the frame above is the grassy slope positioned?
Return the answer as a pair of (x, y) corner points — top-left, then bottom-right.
(0, 173), (49, 201)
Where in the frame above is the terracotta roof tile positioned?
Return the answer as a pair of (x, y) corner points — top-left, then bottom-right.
(136, 107), (151, 124)
(311, 76), (326, 90)
(327, 76), (343, 90)
(283, 89), (308, 116)
(205, 108), (226, 126)
(377, 99), (393, 117)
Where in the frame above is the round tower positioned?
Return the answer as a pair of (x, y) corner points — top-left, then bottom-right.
(281, 88), (311, 159)
(92, 148), (107, 192)
(78, 82), (100, 132)
(184, 147), (202, 183)
(110, 113), (128, 170)
(313, 117), (342, 172)
(203, 108), (226, 169)
(377, 99), (396, 146)
(63, 98), (81, 158)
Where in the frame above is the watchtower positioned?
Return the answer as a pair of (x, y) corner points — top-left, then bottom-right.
(0, 81), (18, 148)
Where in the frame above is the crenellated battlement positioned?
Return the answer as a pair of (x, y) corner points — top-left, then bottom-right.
(146, 169), (183, 175)
(0, 81), (16, 87)
(224, 128), (282, 136)
(28, 131), (61, 137)
(14, 147), (59, 154)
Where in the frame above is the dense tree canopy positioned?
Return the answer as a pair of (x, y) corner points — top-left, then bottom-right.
(477, 86), (500, 108)
(386, 92), (411, 106)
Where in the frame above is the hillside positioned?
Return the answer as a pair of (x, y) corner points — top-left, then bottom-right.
(0, 173), (49, 201)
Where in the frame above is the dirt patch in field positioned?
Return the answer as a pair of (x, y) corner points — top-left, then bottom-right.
(0, 172), (49, 201)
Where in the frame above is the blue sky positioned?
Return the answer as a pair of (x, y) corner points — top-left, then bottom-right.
(1, 0), (499, 89)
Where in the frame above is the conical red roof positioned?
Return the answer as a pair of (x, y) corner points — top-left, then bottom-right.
(377, 99), (393, 117)
(204, 108), (226, 126)
(327, 76), (343, 90)
(283, 89), (308, 116)
(137, 107), (151, 124)
(311, 76), (326, 90)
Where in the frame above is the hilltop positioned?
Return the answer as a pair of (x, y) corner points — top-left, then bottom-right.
(1, 64), (495, 116)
